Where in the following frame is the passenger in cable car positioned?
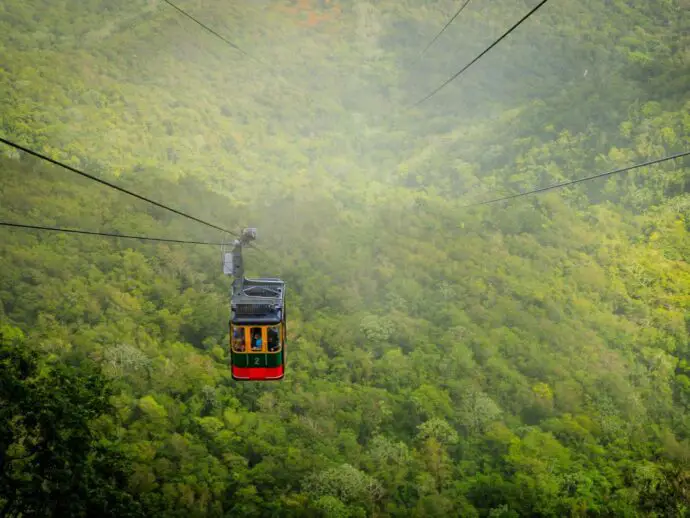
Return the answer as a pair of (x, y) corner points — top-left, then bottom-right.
(232, 328), (246, 352)
(268, 327), (280, 352)
(252, 331), (262, 351)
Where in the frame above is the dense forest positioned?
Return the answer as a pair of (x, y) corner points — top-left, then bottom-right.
(1, 0), (689, 516)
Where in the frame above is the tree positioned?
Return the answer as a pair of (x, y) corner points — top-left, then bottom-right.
(0, 325), (143, 517)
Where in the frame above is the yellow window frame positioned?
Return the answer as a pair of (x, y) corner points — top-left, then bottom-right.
(230, 324), (282, 354)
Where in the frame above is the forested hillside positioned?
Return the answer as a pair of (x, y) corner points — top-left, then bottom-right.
(1, 0), (689, 516)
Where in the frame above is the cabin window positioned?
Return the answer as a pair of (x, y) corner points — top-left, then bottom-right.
(250, 327), (263, 351)
(232, 326), (246, 352)
(232, 325), (282, 354)
(267, 326), (281, 352)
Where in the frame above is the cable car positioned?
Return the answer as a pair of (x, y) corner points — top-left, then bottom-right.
(223, 228), (286, 381)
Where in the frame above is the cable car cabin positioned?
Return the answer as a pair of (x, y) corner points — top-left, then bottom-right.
(229, 277), (286, 381)
(224, 228), (286, 381)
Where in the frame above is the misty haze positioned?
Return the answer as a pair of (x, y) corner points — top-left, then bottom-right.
(0, 0), (689, 516)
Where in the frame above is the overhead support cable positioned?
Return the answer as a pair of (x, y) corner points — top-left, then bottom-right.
(160, 0), (255, 61)
(161, 0), (336, 116)
(414, 0), (550, 106)
(0, 137), (238, 237)
(421, 0), (472, 55)
(460, 151), (690, 209)
(0, 221), (223, 246)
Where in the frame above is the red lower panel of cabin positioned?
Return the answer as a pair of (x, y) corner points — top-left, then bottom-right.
(232, 365), (284, 381)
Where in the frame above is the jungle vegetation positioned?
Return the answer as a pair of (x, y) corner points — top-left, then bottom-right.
(1, 0), (689, 516)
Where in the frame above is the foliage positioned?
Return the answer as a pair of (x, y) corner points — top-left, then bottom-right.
(0, 326), (143, 517)
(0, 0), (689, 516)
